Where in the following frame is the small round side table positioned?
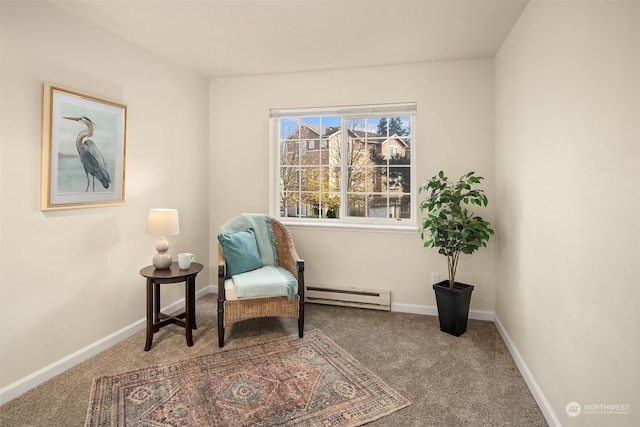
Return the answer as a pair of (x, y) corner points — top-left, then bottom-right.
(139, 262), (203, 351)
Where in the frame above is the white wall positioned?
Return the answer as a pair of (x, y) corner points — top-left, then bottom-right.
(0, 2), (210, 391)
(495, 1), (639, 426)
(210, 60), (496, 311)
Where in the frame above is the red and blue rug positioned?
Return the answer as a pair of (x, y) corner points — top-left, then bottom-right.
(85, 330), (410, 426)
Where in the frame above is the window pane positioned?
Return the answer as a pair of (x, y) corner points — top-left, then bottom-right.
(281, 166), (299, 192)
(368, 195), (390, 218)
(347, 138), (367, 167)
(327, 166), (340, 193)
(281, 192), (300, 217)
(301, 139), (321, 165)
(301, 192), (318, 216)
(280, 118), (300, 140)
(346, 194), (366, 217)
(390, 165), (411, 193)
(347, 166), (365, 192)
(300, 168), (316, 192)
(281, 138), (300, 166)
(397, 194), (412, 219)
(368, 166), (385, 192)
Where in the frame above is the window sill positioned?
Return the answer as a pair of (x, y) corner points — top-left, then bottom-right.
(278, 218), (419, 234)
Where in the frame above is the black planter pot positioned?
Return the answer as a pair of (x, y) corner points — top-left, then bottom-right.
(432, 280), (474, 336)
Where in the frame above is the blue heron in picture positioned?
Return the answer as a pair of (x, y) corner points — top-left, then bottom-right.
(63, 116), (111, 192)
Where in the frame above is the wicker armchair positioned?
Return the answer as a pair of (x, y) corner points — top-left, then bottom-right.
(217, 217), (304, 347)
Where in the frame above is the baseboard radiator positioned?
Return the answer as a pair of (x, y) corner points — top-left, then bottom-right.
(305, 284), (391, 311)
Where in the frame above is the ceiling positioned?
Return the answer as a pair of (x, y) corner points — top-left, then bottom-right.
(50, 0), (528, 78)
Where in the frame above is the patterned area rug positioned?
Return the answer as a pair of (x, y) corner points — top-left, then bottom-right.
(85, 330), (410, 426)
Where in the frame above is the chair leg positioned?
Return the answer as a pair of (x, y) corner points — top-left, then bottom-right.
(298, 298), (304, 338)
(217, 298), (225, 347)
(218, 326), (225, 348)
(297, 262), (305, 338)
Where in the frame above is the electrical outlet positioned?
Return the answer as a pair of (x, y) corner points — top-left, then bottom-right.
(431, 272), (440, 285)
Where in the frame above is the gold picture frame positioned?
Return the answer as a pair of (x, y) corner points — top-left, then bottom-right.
(41, 83), (127, 210)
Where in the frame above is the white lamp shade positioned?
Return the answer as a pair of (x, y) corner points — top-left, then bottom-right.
(146, 209), (180, 236)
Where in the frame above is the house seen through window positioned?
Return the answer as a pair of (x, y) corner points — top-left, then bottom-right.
(271, 103), (416, 228)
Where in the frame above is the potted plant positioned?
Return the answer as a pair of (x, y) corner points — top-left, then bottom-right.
(419, 171), (494, 336)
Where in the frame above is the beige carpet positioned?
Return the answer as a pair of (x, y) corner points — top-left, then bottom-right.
(1, 293), (547, 426)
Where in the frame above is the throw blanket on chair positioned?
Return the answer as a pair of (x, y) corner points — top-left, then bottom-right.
(220, 213), (278, 266)
(231, 265), (297, 300)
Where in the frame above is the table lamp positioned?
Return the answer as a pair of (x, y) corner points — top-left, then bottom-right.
(146, 208), (180, 269)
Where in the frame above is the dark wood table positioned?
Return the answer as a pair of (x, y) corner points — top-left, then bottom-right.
(139, 262), (203, 351)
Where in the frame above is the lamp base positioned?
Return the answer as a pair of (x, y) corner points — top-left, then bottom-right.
(152, 252), (172, 269)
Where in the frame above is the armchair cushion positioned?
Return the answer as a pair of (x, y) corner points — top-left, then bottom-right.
(229, 265), (297, 300)
(218, 228), (261, 278)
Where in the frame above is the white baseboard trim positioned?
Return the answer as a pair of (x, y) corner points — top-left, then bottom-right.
(493, 314), (561, 427)
(391, 302), (494, 321)
(0, 286), (215, 405)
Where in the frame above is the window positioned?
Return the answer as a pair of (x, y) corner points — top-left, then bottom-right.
(271, 103), (416, 228)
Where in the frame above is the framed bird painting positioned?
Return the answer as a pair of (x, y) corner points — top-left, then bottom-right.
(41, 83), (127, 210)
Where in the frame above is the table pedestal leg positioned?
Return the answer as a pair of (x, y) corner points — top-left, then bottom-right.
(185, 276), (194, 347)
(144, 278), (154, 351)
(190, 276), (197, 330)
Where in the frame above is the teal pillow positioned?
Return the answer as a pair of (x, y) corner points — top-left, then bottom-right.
(218, 228), (261, 278)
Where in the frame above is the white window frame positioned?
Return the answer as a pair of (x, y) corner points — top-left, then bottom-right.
(269, 103), (417, 231)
